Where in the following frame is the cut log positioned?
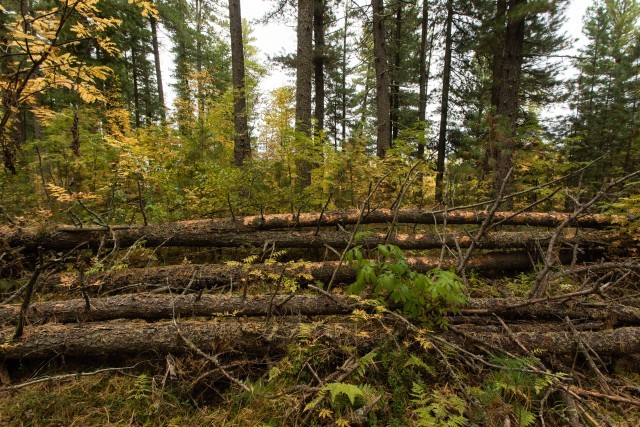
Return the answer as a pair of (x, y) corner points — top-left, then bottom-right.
(2, 224), (615, 251)
(464, 299), (640, 326)
(3, 210), (622, 239)
(47, 252), (569, 293)
(448, 326), (640, 357)
(2, 294), (638, 327)
(1, 319), (638, 360)
(0, 294), (355, 325)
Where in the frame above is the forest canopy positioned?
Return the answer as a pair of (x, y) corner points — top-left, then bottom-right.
(0, 0), (638, 223)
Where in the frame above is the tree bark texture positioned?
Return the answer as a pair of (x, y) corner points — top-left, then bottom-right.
(417, 0), (432, 159)
(0, 294), (354, 325)
(435, 0), (453, 202)
(229, 0), (251, 166)
(1, 319), (638, 360)
(2, 294), (639, 327)
(46, 252), (572, 294)
(295, 0), (314, 188)
(149, 14), (165, 122)
(372, 0), (391, 157)
(0, 319), (381, 360)
(313, 0), (325, 132)
(492, 0), (526, 201)
(2, 210), (624, 248)
(1, 226), (615, 251)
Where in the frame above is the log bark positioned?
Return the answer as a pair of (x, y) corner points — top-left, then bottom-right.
(2, 225), (615, 251)
(0, 294), (354, 325)
(1, 319), (638, 360)
(463, 299), (640, 326)
(2, 210), (624, 249)
(46, 252), (565, 293)
(2, 294), (638, 327)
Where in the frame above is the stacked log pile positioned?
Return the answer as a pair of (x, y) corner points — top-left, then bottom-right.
(0, 209), (638, 374)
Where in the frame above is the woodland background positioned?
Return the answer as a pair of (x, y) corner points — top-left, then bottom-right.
(1, 1), (640, 426)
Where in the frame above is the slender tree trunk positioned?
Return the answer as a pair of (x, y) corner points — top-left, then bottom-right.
(141, 42), (153, 126)
(372, 0), (391, 158)
(435, 0), (453, 203)
(390, 3), (402, 142)
(341, 0), (349, 146)
(295, 0), (314, 188)
(490, 0), (507, 108)
(313, 0), (325, 133)
(229, 0), (251, 166)
(195, 0), (204, 122)
(417, 0), (429, 159)
(131, 43), (141, 128)
(149, 14), (166, 122)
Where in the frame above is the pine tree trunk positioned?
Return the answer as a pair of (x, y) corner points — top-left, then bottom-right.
(131, 43), (141, 128)
(229, 0), (251, 166)
(341, 1), (348, 146)
(435, 0), (453, 203)
(313, 0), (325, 133)
(372, 0), (391, 157)
(295, 0), (314, 188)
(390, 3), (402, 142)
(149, 14), (166, 122)
(492, 0), (526, 203)
(417, 0), (430, 159)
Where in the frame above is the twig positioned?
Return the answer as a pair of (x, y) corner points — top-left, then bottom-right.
(569, 386), (640, 407)
(564, 317), (612, 394)
(457, 168), (513, 275)
(0, 364), (142, 391)
(172, 319), (252, 393)
(529, 170), (640, 298)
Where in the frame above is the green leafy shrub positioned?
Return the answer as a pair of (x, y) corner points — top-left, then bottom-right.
(346, 244), (467, 328)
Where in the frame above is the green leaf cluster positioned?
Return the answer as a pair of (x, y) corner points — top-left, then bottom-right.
(346, 244), (467, 328)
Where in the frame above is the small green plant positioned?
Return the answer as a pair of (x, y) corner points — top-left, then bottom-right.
(411, 383), (467, 427)
(346, 244), (467, 328)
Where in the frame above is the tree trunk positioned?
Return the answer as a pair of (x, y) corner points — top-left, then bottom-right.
(390, 3), (402, 142)
(130, 43), (141, 128)
(2, 209), (625, 248)
(341, 0), (348, 146)
(0, 294), (355, 325)
(435, 0), (453, 203)
(295, 0), (314, 188)
(492, 0), (526, 202)
(1, 319), (638, 360)
(195, 0), (204, 122)
(3, 224), (616, 251)
(417, 0), (431, 159)
(149, 14), (166, 122)
(313, 0), (325, 133)
(46, 251), (562, 294)
(3, 294), (639, 327)
(229, 0), (251, 166)
(372, 0), (391, 157)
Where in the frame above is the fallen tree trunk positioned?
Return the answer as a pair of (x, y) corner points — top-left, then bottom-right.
(2, 210), (623, 241)
(0, 319), (638, 360)
(2, 225), (616, 251)
(464, 299), (640, 325)
(0, 294), (353, 325)
(2, 293), (639, 327)
(47, 252), (570, 293)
